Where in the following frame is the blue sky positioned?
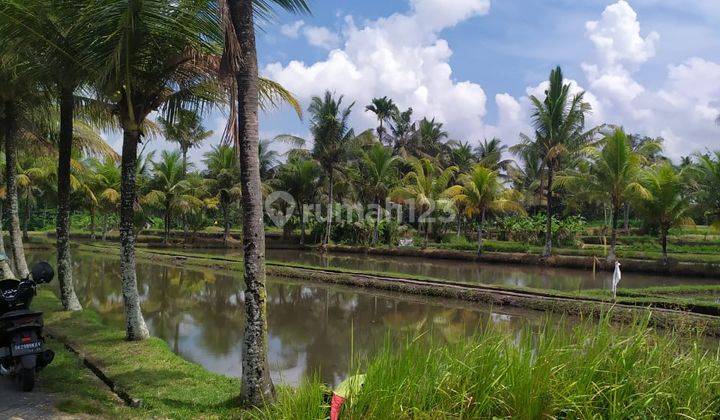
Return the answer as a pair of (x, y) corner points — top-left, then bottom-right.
(135, 0), (720, 166)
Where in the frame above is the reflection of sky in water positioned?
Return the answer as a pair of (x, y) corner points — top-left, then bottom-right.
(29, 248), (717, 388)
(177, 248), (719, 291)
(29, 250), (567, 387)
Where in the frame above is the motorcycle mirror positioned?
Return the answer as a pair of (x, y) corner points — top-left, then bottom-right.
(30, 261), (54, 284)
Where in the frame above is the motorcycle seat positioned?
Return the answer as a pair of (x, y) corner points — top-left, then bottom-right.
(0, 309), (43, 321)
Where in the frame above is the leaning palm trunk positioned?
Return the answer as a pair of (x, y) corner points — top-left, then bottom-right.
(56, 88), (82, 310)
(230, 0), (275, 406)
(3, 101), (29, 278)
(477, 210), (486, 255)
(372, 200), (380, 246)
(542, 167), (554, 257)
(22, 202), (29, 241)
(119, 128), (149, 341)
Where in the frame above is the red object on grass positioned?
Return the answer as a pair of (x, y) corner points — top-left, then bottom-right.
(330, 393), (346, 420)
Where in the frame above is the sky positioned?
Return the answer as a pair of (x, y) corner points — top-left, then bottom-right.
(119, 0), (720, 167)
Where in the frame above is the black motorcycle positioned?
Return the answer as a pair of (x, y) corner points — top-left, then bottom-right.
(0, 260), (56, 391)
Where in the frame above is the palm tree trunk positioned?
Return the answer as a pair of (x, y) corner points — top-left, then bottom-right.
(372, 200), (380, 246)
(90, 208), (96, 240)
(164, 201), (170, 244)
(230, 0), (274, 406)
(324, 171), (334, 248)
(623, 203), (630, 232)
(299, 202), (305, 245)
(661, 226), (668, 264)
(608, 199), (618, 263)
(119, 128), (149, 341)
(477, 210), (486, 255)
(0, 201), (6, 256)
(102, 214), (109, 241)
(22, 201), (29, 241)
(223, 204), (230, 246)
(542, 167), (554, 257)
(3, 101), (29, 279)
(55, 88), (83, 310)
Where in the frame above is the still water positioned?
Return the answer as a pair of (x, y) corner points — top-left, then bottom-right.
(185, 248), (720, 291)
(28, 250), (563, 387)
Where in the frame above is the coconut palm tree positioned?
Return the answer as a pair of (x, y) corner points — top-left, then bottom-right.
(144, 150), (194, 244)
(273, 156), (321, 245)
(221, 0), (309, 406)
(88, 156), (122, 241)
(391, 157), (457, 247)
(158, 109), (213, 175)
(389, 107), (416, 157)
(415, 117), (448, 159)
(366, 97), (397, 145)
(691, 151), (720, 230)
(557, 129), (649, 262)
(361, 143), (400, 245)
(635, 163), (693, 263)
(446, 140), (477, 173)
(86, 0), (224, 341)
(307, 91), (355, 247)
(258, 139), (281, 180)
(0, 0), (108, 310)
(475, 138), (513, 173)
(446, 165), (524, 254)
(204, 145), (241, 245)
(527, 66), (595, 257)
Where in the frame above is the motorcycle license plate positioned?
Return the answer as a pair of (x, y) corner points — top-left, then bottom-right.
(12, 341), (42, 356)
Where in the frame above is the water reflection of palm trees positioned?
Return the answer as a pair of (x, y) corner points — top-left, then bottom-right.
(31, 250), (558, 386)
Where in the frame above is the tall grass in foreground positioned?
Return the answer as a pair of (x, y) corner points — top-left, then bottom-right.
(253, 316), (720, 419)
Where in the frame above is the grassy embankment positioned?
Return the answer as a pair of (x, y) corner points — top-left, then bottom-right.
(34, 286), (720, 419)
(34, 289), (244, 418)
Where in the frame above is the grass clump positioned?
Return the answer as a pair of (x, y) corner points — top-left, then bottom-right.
(260, 317), (720, 419)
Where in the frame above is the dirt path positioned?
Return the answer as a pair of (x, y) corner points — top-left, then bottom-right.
(0, 376), (59, 420)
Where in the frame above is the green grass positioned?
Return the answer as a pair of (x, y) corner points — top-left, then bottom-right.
(256, 317), (720, 419)
(34, 289), (244, 419)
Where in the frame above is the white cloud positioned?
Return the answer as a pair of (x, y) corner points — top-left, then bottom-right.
(265, 0), (491, 142)
(280, 20), (305, 39)
(302, 26), (341, 50)
(585, 0), (659, 68)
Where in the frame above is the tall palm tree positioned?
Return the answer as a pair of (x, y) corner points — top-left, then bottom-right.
(389, 107), (416, 157)
(88, 0), (223, 341)
(222, 0), (309, 406)
(446, 165), (524, 254)
(446, 140), (477, 173)
(391, 157), (457, 246)
(307, 91), (355, 247)
(509, 138), (546, 212)
(415, 117), (448, 159)
(144, 151), (193, 244)
(88, 156), (121, 241)
(691, 151), (720, 230)
(635, 163), (693, 263)
(158, 109), (213, 175)
(361, 143), (400, 245)
(0, 53), (36, 279)
(475, 138), (512, 173)
(273, 156), (321, 244)
(558, 129), (649, 261)
(258, 139), (281, 180)
(0, 0), (105, 310)
(527, 66), (595, 257)
(204, 145), (241, 245)
(366, 97), (397, 145)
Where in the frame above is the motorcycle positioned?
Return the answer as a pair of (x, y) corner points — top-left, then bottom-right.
(0, 257), (56, 392)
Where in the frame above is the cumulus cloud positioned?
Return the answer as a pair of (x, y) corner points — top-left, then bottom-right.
(265, 0), (492, 141)
(302, 25), (341, 50)
(280, 20), (305, 39)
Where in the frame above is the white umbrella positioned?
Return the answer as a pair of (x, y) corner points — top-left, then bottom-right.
(612, 261), (621, 300)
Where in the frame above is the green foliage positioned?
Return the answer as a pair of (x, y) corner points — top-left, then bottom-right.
(495, 214), (586, 246)
(259, 316), (720, 419)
